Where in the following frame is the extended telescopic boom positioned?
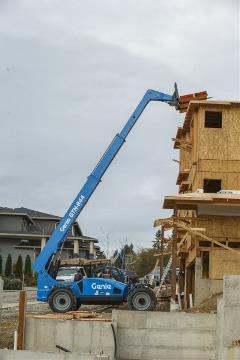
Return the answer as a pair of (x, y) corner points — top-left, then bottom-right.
(33, 85), (179, 273)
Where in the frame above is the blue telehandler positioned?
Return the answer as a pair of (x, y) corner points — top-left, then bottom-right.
(33, 84), (180, 312)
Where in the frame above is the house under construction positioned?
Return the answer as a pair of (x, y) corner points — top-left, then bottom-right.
(155, 99), (240, 307)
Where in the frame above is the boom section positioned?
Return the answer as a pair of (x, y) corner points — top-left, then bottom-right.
(33, 89), (175, 272)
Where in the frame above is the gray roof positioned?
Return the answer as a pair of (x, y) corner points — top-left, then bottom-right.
(0, 207), (60, 219)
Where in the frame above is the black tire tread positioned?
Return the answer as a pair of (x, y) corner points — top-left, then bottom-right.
(48, 288), (77, 313)
(127, 286), (157, 311)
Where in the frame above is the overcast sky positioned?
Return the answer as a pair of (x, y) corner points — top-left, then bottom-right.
(0, 0), (239, 255)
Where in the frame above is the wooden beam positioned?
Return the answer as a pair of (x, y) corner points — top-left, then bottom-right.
(160, 225), (164, 281)
(153, 252), (171, 257)
(171, 213), (177, 300)
(175, 220), (240, 256)
(17, 290), (26, 350)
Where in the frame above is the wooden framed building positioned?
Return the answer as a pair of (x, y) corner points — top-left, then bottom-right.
(158, 100), (240, 307)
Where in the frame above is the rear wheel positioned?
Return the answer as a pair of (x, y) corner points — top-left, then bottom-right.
(49, 288), (77, 313)
(127, 287), (156, 311)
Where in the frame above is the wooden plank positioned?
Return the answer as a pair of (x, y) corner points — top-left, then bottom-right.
(17, 290), (27, 350)
(160, 226), (164, 280)
(171, 219), (177, 299)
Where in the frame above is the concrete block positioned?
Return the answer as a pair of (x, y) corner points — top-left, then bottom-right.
(146, 311), (216, 330)
(145, 328), (215, 349)
(216, 296), (224, 360)
(117, 329), (146, 347)
(24, 318), (36, 350)
(34, 319), (56, 351)
(112, 310), (147, 329)
(55, 319), (74, 352)
(72, 321), (92, 353)
(223, 275), (240, 307)
(90, 322), (114, 355)
(142, 346), (216, 360)
(0, 350), (110, 360)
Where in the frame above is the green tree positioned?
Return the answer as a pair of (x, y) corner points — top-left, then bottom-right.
(112, 243), (136, 269)
(0, 254), (2, 275)
(152, 229), (161, 250)
(24, 255), (32, 277)
(96, 249), (106, 259)
(15, 255), (23, 279)
(133, 248), (156, 278)
(5, 254), (12, 277)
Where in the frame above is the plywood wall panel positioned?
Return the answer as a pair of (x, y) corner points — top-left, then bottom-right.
(210, 249), (240, 279)
(199, 160), (240, 173)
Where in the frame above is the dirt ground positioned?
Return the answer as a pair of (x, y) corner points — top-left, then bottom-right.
(0, 314), (18, 349)
(185, 293), (221, 313)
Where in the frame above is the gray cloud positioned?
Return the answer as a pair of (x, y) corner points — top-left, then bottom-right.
(0, 0), (239, 253)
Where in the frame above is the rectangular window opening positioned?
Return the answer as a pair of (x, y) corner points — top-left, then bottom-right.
(202, 252), (209, 278)
(205, 111), (222, 128)
(203, 179), (221, 193)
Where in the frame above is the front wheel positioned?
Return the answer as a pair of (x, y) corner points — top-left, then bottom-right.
(127, 287), (157, 311)
(49, 288), (77, 313)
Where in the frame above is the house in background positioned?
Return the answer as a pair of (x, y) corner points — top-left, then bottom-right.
(0, 207), (99, 272)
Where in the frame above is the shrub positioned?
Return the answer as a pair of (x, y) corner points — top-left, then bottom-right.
(15, 255), (23, 279)
(3, 277), (22, 290)
(24, 255), (32, 277)
(24, 274), (37, 287)
(5, 254), (12, 277)
(0, 254), (2, 275)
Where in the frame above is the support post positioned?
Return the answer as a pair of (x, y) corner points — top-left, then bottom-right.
(171, 211), (177, 301)
(73, 240), (79, 256)
(160, 225), (164, 280)
(17, 290), (27, 350)
(41, 237), (46, 250)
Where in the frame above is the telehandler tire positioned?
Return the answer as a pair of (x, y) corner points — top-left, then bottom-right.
(71, 298), (81, 311)
(49, 288), (77, 313)
(127, 286), (156, 311)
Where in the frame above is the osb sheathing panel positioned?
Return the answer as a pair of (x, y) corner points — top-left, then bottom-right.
(210, 249), (240, 279)
(195, 216), (240, 239)
(199, 159), (240, 173)
(179, 132), (191, 171)
(196, 172), (240, 190)
(197, 106), (240, 161)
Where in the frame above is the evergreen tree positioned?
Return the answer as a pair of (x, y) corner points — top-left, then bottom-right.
(24, 255), (32, 277)
(0, 254), (2, 275)
(112, 243), (136, 269)
(5, 254), (12, 277)
(152, 229), (161, 250)
(15, 255), (23, 279)
(96, 249), (106, 259)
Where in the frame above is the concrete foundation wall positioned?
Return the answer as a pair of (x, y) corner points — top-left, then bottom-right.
(195, 257), (223, 306)
(25, 310), (216, 360)
(113, 310), (216, 360)
(216, 276), (240, 360)
(25, 318), (115, 359)
(23, 276), (240, 360)
(0, 350), (109, 360)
